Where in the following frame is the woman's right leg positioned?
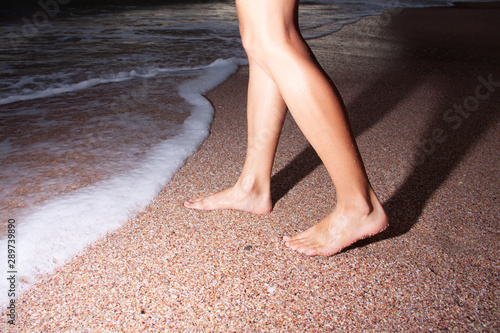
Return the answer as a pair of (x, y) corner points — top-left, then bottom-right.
(184, 57), (287, 214)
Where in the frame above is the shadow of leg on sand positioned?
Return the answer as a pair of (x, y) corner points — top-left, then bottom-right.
(355, 76), (499, 249)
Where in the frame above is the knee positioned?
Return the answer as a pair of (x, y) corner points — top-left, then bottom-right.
(239, 22), (301, 69)
(239, 25), (264, 62)
(240, 30), (284, 72)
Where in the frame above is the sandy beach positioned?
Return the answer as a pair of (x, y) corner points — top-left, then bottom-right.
(4, 5), (499, 332)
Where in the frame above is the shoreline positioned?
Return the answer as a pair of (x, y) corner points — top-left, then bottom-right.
(4, 6), (500, 331)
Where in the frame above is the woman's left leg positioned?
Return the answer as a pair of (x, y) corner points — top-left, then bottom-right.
(184, 57), (287, 214)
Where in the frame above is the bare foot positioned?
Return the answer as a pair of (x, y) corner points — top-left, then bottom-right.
(283, 196), (388, 256)
(184, 176), (272, 214)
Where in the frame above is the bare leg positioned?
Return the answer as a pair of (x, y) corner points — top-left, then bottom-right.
(184, 58), (287, 214)
(235, 0), (388, 256)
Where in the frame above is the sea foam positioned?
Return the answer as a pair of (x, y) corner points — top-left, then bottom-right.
(0, 58), (246, 307)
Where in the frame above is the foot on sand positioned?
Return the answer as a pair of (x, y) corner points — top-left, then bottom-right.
(184, 176), (272, 214)
(283, 200), (388, 256)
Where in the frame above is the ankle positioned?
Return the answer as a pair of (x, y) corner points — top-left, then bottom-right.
(336, 188), (379, 217)
(237, 174), (270, 197)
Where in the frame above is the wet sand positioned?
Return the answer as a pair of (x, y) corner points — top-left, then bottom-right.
(4, 5), (500, 332)
(0, 73), (190, 235)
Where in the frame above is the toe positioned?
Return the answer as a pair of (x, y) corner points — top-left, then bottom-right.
(304, 248), (319, 256)
(184, 199), (204, 209)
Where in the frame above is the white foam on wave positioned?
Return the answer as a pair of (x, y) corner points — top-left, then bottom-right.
(0, 62), (236, 109)
(0, 57), (247, 307)
(0, 75), (130, 107)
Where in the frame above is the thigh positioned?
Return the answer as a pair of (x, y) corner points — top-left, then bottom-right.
(235, 0), (299, 39)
